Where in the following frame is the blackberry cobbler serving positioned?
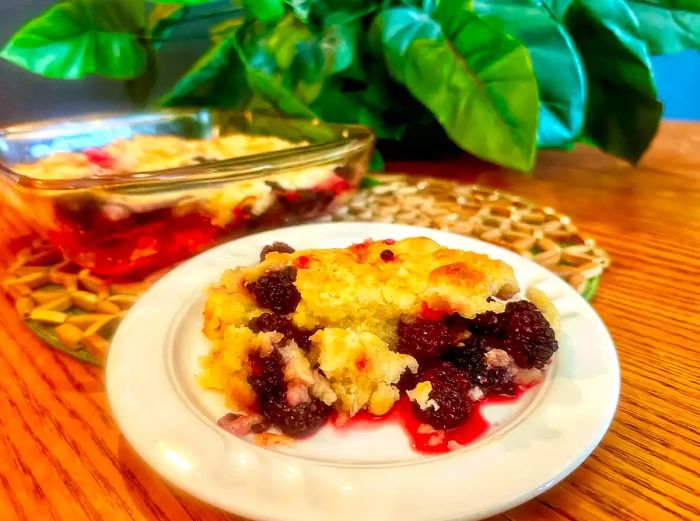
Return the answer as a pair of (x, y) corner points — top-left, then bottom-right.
(199, 237), (559, 453)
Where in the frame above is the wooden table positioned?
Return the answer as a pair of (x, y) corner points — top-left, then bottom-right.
(1, 122), (698, 520)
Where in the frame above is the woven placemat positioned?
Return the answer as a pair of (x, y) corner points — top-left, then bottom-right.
(1, 175), (609, 365)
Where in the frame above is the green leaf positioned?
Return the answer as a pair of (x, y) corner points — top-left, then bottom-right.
(148, 4), (189, 50)
(228, 33), (316, 118)
(263, 15), (314, 69)
(289, 39), (329, 103)
(309, 0), (376, 29)
(236, 15), (313, 74)
(422, 0), (438, 14)
(159, 36), (250, 107)
(473, 0), (586, 149)
(210, 18), (244, 41)
(374, 3), (539, 170)
(242, 0), (285, 22)
(148, 0), (221, 4)
(564, 0), (662, 162)
(245, 69), (317, 118)
(368, 151), (385, 172)
(0, 0), (147, 79)
(627, 0), (700, 54)
(630, 0), (700, 9)
(542, 0), (574, 19)
(360, 175), (382, 188)
(321, 14), (360, 74)
(285, 0), (311, 22)
(310, 79), (406, 139)
(235, 15), (340, 108)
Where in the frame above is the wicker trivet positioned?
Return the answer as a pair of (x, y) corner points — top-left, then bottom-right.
(1, 246), (166, 364)
(1, 175), (609, 365)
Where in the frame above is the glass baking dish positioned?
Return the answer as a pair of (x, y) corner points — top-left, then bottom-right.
(0, 110), (374, 279)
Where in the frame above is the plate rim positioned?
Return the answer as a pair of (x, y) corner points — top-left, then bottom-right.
(106, 221), (620, 521)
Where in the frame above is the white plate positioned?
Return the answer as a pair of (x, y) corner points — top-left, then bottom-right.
(107, 222), (619, 521)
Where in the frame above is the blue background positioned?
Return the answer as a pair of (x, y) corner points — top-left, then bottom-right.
(652, 51), (700, 120)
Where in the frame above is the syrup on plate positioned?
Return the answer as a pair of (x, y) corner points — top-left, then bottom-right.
(332, 386), (531, 455)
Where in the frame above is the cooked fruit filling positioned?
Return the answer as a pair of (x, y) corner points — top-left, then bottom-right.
(245, 266), (301, 314)
(199, 238), (558, 450)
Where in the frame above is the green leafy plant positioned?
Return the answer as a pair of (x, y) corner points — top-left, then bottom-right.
(2, 0), (699, 170)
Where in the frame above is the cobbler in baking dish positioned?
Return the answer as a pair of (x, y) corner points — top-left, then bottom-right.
(10, 134), (356, 278)
(199, 237), (559, 453)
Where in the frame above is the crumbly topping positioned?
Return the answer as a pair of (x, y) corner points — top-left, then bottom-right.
(279, 341), (316, 386)
(309, 327), (417, 416)
(14, 133), (308, 179)
(427, 431), (446, 447)
(417, 423), (436, 434)
(468, 386), (485, 402)
(368, 383), (400, 416)
(310, 371), (338, 406)
(407, 381), (439, 411)
(512, 367), (545, 385)
(203, 269), (260, 341)
(285, 382), (310, 406)
(254, 432), (294, 447)
(278, 341), (337, 405)
(246, 237), (518, 339)
(484, 348), (514, 369)
(446, 440), (463, 451)
(198, 327), (284, 410)
(255, 331), (283, 357)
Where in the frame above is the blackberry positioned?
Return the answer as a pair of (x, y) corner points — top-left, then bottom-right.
(333, 165), (355, 179)
(500, 301), (558, 369)
(464, 311), (501, 334)
(443, 340), (487, 383)
(293, 329), (317, 350)
(248, 349), (286, 399)
(482, 367), (516, 396)
(444, 340), (517, 396)
(396, 318), (454, 363)
(245, 266), (301, 314)
(261, 395), (330, 438)
(248, 313), (315, 350)
(259, 241), (295, 260)
(445, 312), (468, 331)
(248, 313), (295, 338)
(279, 189), (335, 216)
(396, 368), (420, 392)
(413, 362), (473, 430)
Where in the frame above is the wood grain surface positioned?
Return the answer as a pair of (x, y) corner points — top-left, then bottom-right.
(1, 121), (699, 521)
